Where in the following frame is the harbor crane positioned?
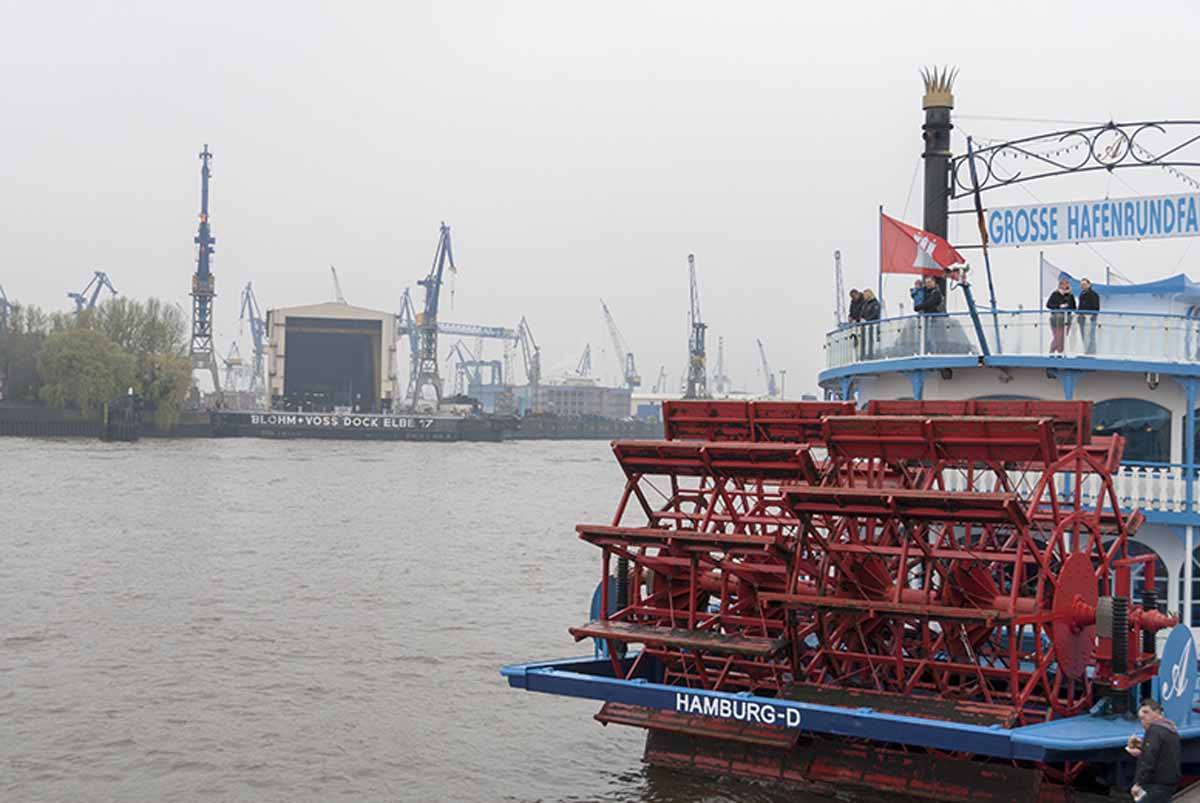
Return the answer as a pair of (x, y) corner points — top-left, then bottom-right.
(447, 339), (502, 396)
(575, 343), (592, 378)
(221, 341), (244, 391)
(68, 271), (117, 314)
(396, 285), (520, 406)
(834, 249), (846, 325)
(756, 338), (778, 398)
(0, 284), (11, 332)
(517, 316), (541, 412)
(190, 145), (220, 392)
(599, 299), (640, 389)
(330, 266), (347, 304)
(446, 340), (476, 396)
(652, 365), (668, 394)
(684, 254), (709, 399)
(238, 282), (267, 393)
(410, 222), (456, 410)
(397, 288), (421, 397)
(712, 336), (731, 396)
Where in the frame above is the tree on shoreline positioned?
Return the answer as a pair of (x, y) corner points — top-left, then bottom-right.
(0, 303), (57, 401)
(6, 295), (194, 429)
(37, 328), (136, 417)
(93, 297), (192, 428)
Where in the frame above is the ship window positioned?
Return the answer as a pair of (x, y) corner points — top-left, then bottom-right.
(1126, 541), (1169, 614)
(1183, 547), (1200, 626)
(1182, 409), (1200, 468)
(1092, 399), (1171, 463)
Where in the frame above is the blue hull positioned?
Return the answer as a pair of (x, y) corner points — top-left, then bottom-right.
(502, 654), (1200, 768)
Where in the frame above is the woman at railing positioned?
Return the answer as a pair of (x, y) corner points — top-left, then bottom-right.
(860, 290), (881, 360)
(1046, 277), (1076, 355)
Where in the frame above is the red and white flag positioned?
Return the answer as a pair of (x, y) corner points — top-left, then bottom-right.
(880, 213), (965, 276)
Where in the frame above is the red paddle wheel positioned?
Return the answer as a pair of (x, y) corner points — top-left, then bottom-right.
(776, 407), (1147, 725)
(571, 402), (853, 694)
(570, 400), (1178, 797)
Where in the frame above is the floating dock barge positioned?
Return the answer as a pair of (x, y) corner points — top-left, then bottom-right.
(209, 410), (505, 441)
(503, 399), (1200, 801)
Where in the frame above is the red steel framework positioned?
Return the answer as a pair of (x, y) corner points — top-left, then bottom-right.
(572, 399), (1177, 786)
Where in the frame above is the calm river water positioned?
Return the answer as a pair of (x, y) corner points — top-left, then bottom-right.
(1, 438), (826, 802)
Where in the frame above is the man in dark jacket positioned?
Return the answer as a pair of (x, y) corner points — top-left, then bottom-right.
(915, 276), (942, 313)
(848, 289), (863, 324)
(1078, 278), (1100, 354)
(914, 276), (943, 354)
(1127, 699), (1181, 802)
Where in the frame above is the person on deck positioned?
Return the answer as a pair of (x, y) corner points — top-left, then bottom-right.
(1046, 277), (1076, 354)
(909, 279), (925, 314)
(860, 289), (881, 359)
(914, 276), (943, 354)
(1078, 278), (1100, 355)
(848, 289), (864, 324)
(915, 276), (942, 313)
(846, 288), (864, 359)
(1126, 698), (1180, 803)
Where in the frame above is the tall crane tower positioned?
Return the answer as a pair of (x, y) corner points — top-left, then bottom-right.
(67, 271), (117, 314)
(396, 287), (420, 398)
(599, 299), (640, 389)
(712, 336), (731, 396)
(684, 254), (709, 399)
(756, 338), (778, 398)
(221, 341), (244, 391)
(575, 343), (592, 378)
(517, 316), (541, 413)
(239, 282), (267, 393)
(410, 222), (456, 409)
(652, 365), (668, 394)
(330, 266), (347, 303)
(834, 249), (846, 326)
(190, 145), (220, 392)
(446, 339), (474, 396)
(0, 284), (10, 332)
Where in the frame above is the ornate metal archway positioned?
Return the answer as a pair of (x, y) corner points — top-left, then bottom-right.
(950, 120), (1200, 199)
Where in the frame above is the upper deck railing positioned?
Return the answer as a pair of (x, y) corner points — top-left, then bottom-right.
(824, 309), (1200, 371)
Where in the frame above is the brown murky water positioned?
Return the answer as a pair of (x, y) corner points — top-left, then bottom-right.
(1, 437), (832, 802)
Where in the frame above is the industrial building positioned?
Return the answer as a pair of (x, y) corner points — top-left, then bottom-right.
(265, 302), (398, 412)
(535, 380), (631, 419)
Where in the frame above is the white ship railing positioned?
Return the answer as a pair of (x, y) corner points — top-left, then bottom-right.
(825, 310), (1200, 370)
(935, 462), (1190, 515)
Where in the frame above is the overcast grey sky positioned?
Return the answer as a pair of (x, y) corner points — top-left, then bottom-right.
(4, 1), (1199, 394)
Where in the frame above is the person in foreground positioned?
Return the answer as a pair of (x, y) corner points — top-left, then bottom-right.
(1126, 698), (1180, 802)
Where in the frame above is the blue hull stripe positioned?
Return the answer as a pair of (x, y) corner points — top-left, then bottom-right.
(502, 655), (1200, 763)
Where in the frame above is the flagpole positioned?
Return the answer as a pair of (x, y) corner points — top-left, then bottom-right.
(878, 205), (884, 314)
(966, 136), (1002, 354)
(1038, 251), (1045, 355)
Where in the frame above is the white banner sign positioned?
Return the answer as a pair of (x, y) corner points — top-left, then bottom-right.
(986, 192), (1200, 247)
